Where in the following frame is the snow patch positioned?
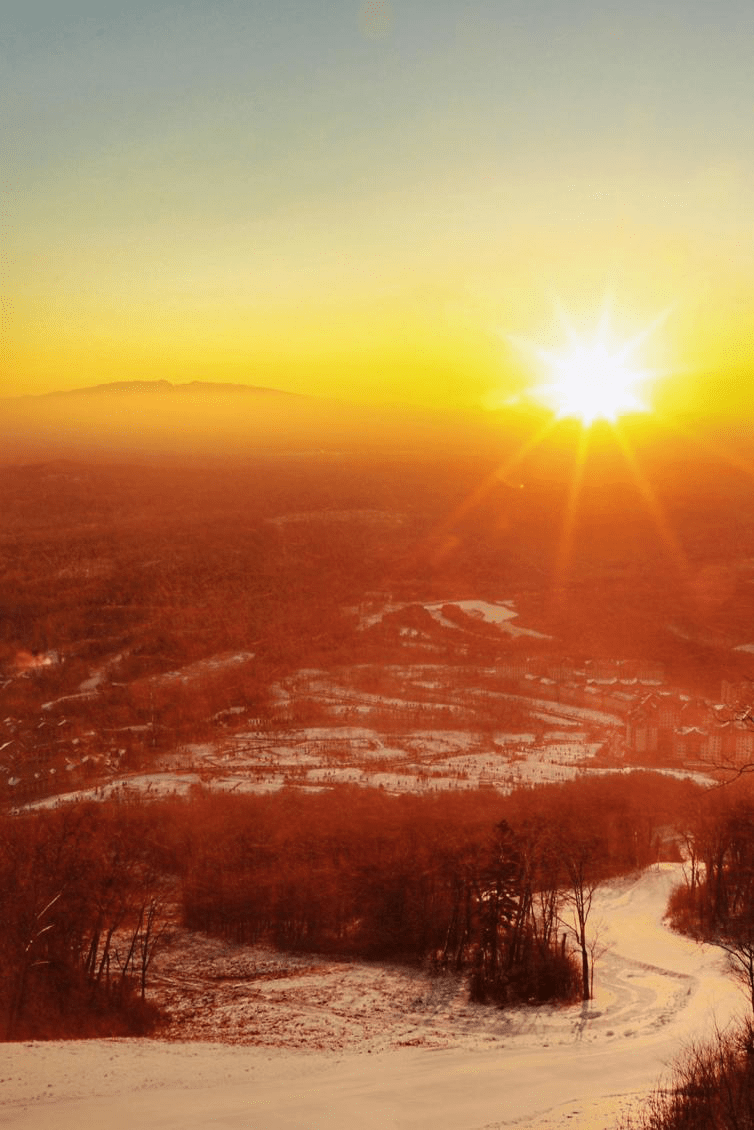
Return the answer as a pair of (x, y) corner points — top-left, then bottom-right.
(0, 865), (745, 1130)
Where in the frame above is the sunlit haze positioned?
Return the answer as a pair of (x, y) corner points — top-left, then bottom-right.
(3, 0), (753, 417)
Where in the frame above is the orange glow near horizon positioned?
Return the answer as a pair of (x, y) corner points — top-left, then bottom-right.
(3, 5), (753, 421)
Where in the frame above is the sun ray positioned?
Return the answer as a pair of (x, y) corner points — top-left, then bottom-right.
(613, 306), (673, 367)
(655, 413), (754, 482)
(552, 297), (583, 348)
(610, 423), (690, 580)
(446, 415), (560, 524)
(552, 425), (591, 591)
(408, 415), (561, 570)
(594, 294), (612, 348)
(449, 297), (687, 589)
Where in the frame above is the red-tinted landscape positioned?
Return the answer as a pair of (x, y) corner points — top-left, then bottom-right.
(5, 0), (754, 1125)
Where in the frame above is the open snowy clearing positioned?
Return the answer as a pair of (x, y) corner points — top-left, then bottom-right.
(23, 729), (708, 810)
(357, 597), (550, 639)
(2, 864), (746, 1130)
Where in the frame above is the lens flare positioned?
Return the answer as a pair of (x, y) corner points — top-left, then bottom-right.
(534, 339), (647, 424)
(508, 299), (670, 427)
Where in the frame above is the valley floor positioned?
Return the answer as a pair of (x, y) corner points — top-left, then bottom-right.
(1, 863), (746, 1130)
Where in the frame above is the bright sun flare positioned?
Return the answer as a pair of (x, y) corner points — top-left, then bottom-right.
(536, 339), (647, 425)
(512, 301), (668, 427)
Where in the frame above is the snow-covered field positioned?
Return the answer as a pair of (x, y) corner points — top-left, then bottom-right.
(24, 721), (708, 811)
(2, 864), (745, 1130)
(21, 733), (611, 810)
(358, 597), (550, 639)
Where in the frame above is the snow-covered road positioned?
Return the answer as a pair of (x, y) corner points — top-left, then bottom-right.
(1, 864), (746, 1130)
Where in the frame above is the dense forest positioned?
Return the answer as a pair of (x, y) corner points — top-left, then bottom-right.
(0, 772), (696, 1040)
(3, 455), (754, 706)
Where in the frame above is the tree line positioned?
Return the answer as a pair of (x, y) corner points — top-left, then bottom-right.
(0, 771), (696, 1039)
(668, 777), (754, 1009)
(0, 802), (166, 1039)
(179, 774), (688, 1004)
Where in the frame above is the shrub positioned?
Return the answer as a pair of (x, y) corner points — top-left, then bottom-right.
(618, 1021), (754, 1130)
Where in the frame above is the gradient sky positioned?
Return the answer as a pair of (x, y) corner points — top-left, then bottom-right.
(3, 0), (753, 413)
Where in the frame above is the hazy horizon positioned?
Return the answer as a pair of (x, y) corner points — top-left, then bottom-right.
(4, 0), (754, 424)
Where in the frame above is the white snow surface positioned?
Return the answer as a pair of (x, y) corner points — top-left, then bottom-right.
(23, 773), (203, 809)
(423, 600), (551, 639)
(358, 598), (550, 638)
(2, 863), (746, 1130)
(425, 599), (517, 625)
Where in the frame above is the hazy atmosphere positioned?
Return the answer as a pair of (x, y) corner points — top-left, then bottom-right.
(4, 0), (754, 413)
(3, 4), (754, 1130)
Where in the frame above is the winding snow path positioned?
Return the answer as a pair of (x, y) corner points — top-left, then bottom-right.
(1, 864), (746, 1130)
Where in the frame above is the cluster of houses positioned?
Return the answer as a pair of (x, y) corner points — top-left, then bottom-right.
(494, 655), (666, 716)
(497, 656), (754, 771)
(4, 640), (754, 802)
(0, 712), (142, 803)
(625, 685), (754, 768)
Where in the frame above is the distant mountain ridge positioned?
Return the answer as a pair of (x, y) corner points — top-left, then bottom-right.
(3, 376), (496, 463)
(3, 378), (754, 484)
(5, 379), (309, 402)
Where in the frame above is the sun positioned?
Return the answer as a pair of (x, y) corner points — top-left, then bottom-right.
(535, 338), (647, 425)
(510, 300), (668, 427)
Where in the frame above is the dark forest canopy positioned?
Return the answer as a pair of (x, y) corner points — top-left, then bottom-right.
(1, 772), (700, 1040)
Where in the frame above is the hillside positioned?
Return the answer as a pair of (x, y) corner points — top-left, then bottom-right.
(0, 864), (744, 1130)
(3, 440), (754, 806)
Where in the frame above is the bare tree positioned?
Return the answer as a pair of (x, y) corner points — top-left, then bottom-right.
(556, 819), (603, 1001)
(710, 922), (754, 1014)
(559, 858), (598, 1001)
(587, 917), (612, 999)
(5, 890), (61, 1039)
